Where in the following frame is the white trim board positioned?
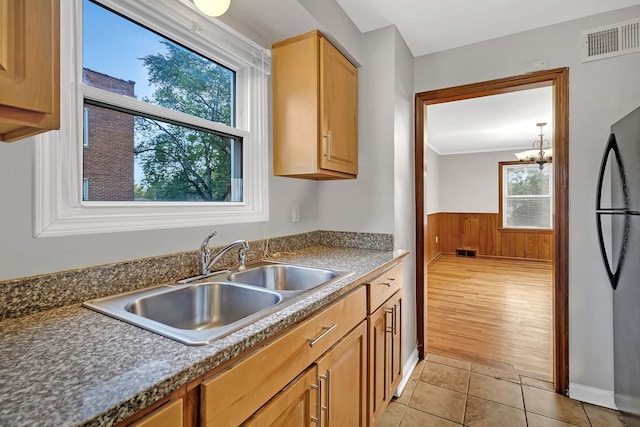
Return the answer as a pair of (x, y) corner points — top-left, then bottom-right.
(394, 348), (420, 398)
(569, 382), (617, 410)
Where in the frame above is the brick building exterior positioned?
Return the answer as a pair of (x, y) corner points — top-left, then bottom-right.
(82, 68), (135, 201)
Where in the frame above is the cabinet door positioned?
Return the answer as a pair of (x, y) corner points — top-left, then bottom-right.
(319, 37), (357, 176)
(0, 0), (59, 141)
(201, 287), (366, 427)
(368, 290), (403, 425)
(315, 320), (367, 427)
(368, 303), (391, 425)
(129, 399), (183, 427)
(243, 366), (318, 427)
(389, 291), (403, 393)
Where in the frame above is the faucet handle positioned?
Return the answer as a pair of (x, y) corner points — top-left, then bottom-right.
(200, 230), (217, 275)
(200, 230), (217, 251)
(239, 245), (248, 269)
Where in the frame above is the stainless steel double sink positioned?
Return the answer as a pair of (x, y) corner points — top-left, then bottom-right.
(83, 262), (352, 345)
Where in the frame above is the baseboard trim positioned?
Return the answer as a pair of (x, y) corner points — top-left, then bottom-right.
(394, 348), (419, 397)
(569, 382), (617, 409)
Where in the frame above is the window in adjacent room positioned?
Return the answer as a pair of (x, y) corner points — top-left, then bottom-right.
(500, 162), (553, 229)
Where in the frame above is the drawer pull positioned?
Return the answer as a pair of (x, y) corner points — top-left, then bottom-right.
(379, 278), (397, 287)
(307, 324), (337, 347)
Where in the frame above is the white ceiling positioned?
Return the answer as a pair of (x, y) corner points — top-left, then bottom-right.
(427, 87), (553, 155)
(334, 0), (640, 57)
(216, 0), (640, 155)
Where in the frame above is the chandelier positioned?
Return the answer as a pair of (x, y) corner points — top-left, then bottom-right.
(515, 122), (553, 170)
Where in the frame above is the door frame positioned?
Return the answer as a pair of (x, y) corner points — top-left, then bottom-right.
(414, 68), (569, 394)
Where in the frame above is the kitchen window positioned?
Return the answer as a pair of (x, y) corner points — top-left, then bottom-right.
(500, 162), (553, 229)
(34, 0), (269, 236)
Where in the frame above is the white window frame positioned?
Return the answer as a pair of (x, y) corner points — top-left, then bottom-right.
(34, 0), (270, 237)
(501, 162), (554, 230)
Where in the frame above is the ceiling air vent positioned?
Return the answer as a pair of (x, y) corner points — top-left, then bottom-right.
(581, 18), (640, 62)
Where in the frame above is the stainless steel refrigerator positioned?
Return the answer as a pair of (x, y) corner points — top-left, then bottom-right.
(596, 105), (640, 427)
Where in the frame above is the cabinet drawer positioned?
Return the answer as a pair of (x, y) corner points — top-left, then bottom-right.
(201, 286), (366, 427)
(129, 398), (183, 427)
(367, 263), (403, 313)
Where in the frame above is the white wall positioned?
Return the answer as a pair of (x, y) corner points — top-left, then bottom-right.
(415, 5), (640, 406)
(317, 26), (396, 234)
(426, 147), (441, 214)
(393, 27), (418, 370)
(437, 150), (516, 213)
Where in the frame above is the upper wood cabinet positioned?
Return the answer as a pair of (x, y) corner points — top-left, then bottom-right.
(272, 30), (358, 180)
(0, 0), (60, 142)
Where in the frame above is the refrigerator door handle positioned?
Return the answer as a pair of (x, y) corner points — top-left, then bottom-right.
(595, 134), (631, 290)
(595, 212), (630, 290)
(596, 134), (629, 212)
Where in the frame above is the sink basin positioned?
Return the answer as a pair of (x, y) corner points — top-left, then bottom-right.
(83, 262), (352, 345)
(83, 282), (282, 345)
(228, 263), (339, 292)
(125, 282), (282, 330)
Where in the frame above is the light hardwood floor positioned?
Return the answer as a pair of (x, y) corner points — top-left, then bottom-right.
(427, 255), (553, 381)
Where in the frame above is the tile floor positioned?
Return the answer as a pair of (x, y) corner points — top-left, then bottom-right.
(378, 353), (626, 427)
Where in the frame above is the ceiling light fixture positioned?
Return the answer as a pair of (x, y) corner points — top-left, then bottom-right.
(515, 122), (553, 170)
(192, 0), (231, 17)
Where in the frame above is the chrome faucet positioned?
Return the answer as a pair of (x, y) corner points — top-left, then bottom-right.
(200, 230), (249, 275)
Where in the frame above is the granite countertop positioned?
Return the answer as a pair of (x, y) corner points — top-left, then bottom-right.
(0, 246), (407, 427)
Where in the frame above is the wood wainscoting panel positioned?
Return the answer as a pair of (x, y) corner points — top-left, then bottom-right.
(426, 212), (553, 261)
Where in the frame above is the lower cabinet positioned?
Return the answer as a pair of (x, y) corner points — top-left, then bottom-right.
(315, 320), (368, 426)
(245, 321), (368, 426)
(200, 286), (367, 427)
(243, 366), (319, 427)
(130, 399), (183, 427)
(367, 263), (404, 426)
(118, 397), (184, 427)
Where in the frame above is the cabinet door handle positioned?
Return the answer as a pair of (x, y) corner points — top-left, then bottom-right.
(323, 129), (332, 160)
(385, 308), (394, 334)
(307, 324), (337, 347)
(325, 370), (332, 421)
(311, 379), (323, 426)
(386, 305), (397, 335)
(379, 278), (397, 287)
(392, 305), (397, 335)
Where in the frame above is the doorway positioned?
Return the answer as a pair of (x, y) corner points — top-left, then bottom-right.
(414, 68), (569, 394)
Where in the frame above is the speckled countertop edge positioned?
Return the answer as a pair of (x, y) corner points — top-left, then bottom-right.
(0, 246), (407, 427)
